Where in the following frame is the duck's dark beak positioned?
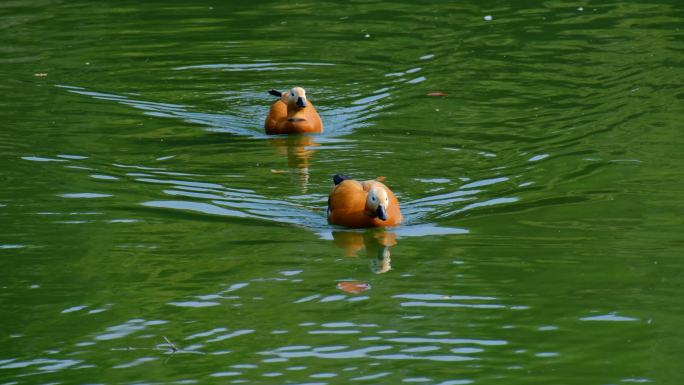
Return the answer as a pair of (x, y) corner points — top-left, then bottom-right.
(296, 97), (306, 108)
(376, 205), (387, 221)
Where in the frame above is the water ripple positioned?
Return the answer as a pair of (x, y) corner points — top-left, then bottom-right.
(94, 319), (168, 341)
(387, 337), (507, 346)
(580, 313), (639, 322)
(175, 61), (336, 72)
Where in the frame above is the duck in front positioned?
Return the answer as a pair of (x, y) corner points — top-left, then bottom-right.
(264, 87), (323, 134)
(327, 174), (403, 228)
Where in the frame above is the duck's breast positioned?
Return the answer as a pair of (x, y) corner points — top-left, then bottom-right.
(286, 103), (322, 133)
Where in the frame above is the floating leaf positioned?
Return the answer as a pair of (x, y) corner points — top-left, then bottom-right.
(337, 281), (371, 294)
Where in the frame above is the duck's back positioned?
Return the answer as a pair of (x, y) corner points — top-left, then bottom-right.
(264, 99), (288, 134)
(327, 180), (374, 227)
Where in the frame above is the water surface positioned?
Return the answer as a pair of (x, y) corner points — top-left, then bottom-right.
(2, 1), (683, 384)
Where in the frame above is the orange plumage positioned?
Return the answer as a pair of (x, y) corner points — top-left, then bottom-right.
(327, 175), (403, 228)
(264, 87), (323, 134)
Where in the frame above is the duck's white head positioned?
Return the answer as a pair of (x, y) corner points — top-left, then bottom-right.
(366, 187), (389, 221)
(287, 87), (308, 108)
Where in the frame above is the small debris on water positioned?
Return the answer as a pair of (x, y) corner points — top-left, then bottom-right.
(484, 15), (493, 21)
(427, 92), (448, 97)
(34, 73), (47, 77)
(337, 281), (370, 294)
(271, 169), (288, 174)
(578, 7), (584, 11)
(364, 34), (371, 38)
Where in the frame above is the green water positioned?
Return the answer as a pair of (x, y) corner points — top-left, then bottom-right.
(2, 1), (684, 384)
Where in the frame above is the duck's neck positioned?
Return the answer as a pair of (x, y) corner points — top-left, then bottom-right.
(287, 104), (306, 117)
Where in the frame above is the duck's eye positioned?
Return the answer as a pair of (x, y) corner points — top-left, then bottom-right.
(291, 92), (295, 96)
(371, 197), (376, 201)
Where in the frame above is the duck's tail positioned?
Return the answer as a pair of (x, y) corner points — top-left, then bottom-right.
(333, 174), (351, 185)
(268, 89), (282, 97)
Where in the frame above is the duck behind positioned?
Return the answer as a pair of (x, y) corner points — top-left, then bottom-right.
(264, 87), (323, 134)
(327, 174), (403, 228)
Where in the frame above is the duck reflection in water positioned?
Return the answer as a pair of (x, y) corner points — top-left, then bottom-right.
(332, 228), (397, 274)
(268, 135), (319, 193)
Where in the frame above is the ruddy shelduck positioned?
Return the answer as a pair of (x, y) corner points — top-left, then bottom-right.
(327, 174), (403, 228)
(264, 87), (323, 134)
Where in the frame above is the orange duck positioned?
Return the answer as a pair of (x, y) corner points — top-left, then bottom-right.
(327, 174), (403, 228)
(264, 87), (323, 134)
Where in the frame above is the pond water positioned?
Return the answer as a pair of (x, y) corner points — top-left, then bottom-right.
(2, 1), (683, 384)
